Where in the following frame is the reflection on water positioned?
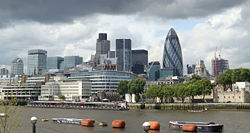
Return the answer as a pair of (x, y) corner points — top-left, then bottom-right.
(14, 107), (250, 133)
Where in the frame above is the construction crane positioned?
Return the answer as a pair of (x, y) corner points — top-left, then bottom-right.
(214, 47), (217, 77)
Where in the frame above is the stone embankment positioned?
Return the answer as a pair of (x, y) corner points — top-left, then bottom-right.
(128, 103), (250, 110)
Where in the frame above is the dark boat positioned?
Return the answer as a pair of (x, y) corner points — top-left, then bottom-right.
(52, 118), (82, 125)
(169, 121), (223, 132)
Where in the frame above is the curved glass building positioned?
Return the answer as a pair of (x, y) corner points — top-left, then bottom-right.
(162, 28), (183, 76)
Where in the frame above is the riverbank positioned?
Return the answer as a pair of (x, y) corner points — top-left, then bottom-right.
(128, 103), (250, 110)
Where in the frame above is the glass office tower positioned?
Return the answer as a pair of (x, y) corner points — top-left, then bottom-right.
(116, 39), (132, 72)
(27, 49), (47, 75)
(162, 28), (183, 76)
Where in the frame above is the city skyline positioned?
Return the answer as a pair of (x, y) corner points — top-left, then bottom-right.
(0, 0), (249, 74)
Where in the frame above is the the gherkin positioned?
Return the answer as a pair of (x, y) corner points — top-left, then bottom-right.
(162, 28), (183, 76)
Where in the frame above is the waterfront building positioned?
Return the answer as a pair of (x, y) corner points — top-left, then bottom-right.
(0, 75), (53, 100)
(187, 64), (196, 75)
(194, 60), (210, 78)
(147, 61), (160, 81)
(213, 82), (250, 103)
(162, 28), (183, 76)
(211, 58), (229, 77)
(96, 33), (110, 56)
(131, 49), (148, 74)
(40, 75), (91, 101)
(27, 49), (47, 75)
(0, 84), (41, 100)
(116, 39), (132, 71)
(11, 58), (24, 76)
(62, 56), (83, 70)
(47, 57), (64, 70)
(68, 71), (134, 93)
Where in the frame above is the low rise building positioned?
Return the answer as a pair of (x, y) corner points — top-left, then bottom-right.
(214, 82), (250, 103)
(68, 71), (134, 93)
(0, 83), (41, 100)
(40, 75), (91, 101)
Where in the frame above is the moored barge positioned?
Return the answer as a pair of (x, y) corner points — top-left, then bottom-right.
(169, 121), (223, 132)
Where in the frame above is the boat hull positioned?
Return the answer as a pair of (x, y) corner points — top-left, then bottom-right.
(169, 121), (223, 132)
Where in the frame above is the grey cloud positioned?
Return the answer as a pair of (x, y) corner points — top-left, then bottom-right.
(0, 0), (247, 26)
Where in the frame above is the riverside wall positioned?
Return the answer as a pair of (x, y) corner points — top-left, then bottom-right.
(127, 103), (250, 110)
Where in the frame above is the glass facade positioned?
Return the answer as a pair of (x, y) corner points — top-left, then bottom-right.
(162, 28), (183, 76)
(47, 57), (64, 69)
(148, 61), (160, 81)
(69, 71), (134, 92)
(116, 39), (132, 72)
(63, 56), (83, 70)
(131, 50), (148, 74)
(27, 49), (47, 75)
(160, 68), (174, 79)
(11, 58), (24, 76)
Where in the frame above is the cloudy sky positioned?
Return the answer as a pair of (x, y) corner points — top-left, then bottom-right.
(0, 0), (249, 74)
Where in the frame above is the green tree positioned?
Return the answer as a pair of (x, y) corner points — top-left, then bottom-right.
(144, 85), (160, 102)
(116, 80), (129, 96)
(191, 74), (201, 81)
(186, 81), (202, 102)
(199, 79), (213, 102)
(128, 79), (146, 102)
(58, 94), (66, 100)
(216, 69), (233, 86)
(175, 83), (189, 103)
(0, 97), (22, 133)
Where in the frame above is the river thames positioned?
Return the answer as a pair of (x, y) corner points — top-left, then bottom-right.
(14, 107), (250, 133)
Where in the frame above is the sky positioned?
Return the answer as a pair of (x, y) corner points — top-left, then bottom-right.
(0, 0), (249, 74)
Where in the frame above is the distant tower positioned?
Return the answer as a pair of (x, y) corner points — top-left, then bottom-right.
(162, 28), (183, 76)
(96, 33), (110, 56)
(131, 49), (148, 74)
(195, 60), (210, 77)
(212, 58), (229, 76)
(27, 49), (47, 75)
(11, 58), (24, 76)
(116, 39), (132, 72)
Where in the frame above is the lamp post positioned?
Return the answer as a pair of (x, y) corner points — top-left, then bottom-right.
(0, 113), (7, 133)
(31, 117), (37, 133)
(142, 122), (150, 133)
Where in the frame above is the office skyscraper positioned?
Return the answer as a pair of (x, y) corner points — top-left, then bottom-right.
(212, 58), (229, 76)
(131, 49), (148, 74)
(27, 49), (47, 75)
(162, 28), (183, 76)
(47, 57), (64, 70)
(11, 58), (24, 76)
(96, 33), (110, 56)
(63, 56), (83, 70)
(116, 39), (132, 71)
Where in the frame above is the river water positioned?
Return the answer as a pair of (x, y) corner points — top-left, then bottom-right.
(13, 107), (250, 133)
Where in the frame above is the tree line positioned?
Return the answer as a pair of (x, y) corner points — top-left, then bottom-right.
(116, 78), (146, 102)
(216, 68), (250, 87)
(117, 75), (213, 103)
(144, 75), (213, 103)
